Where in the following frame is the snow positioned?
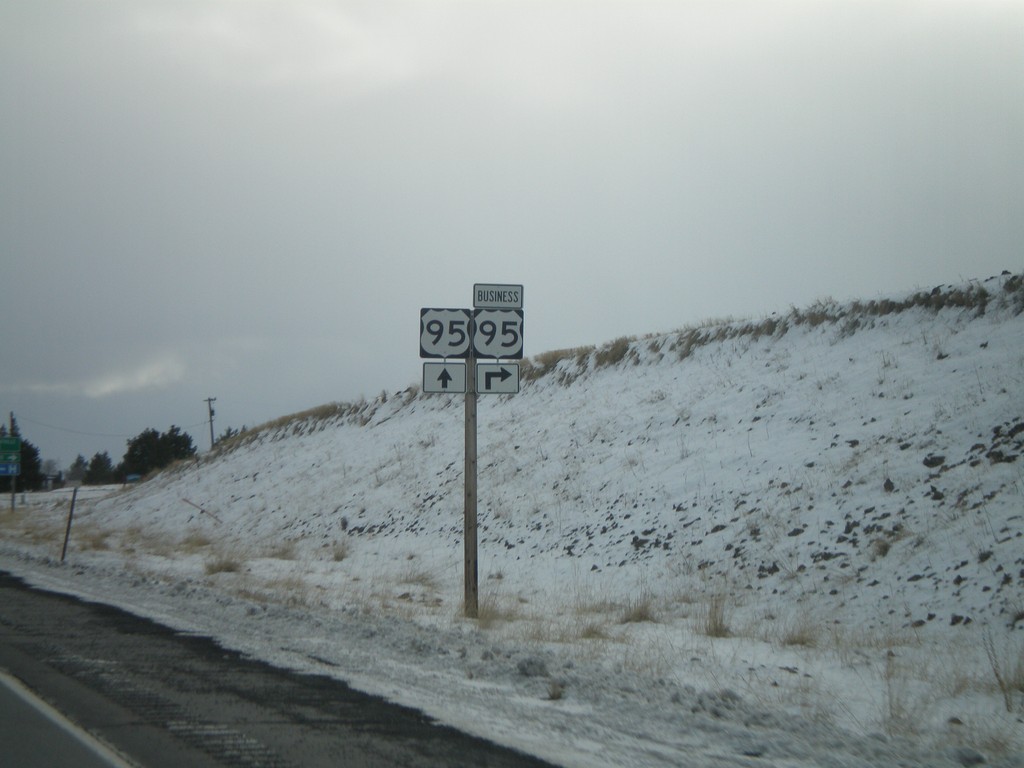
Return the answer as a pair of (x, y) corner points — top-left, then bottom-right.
(3, 273), (1023, 767)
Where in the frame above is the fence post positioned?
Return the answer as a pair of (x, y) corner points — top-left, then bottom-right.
(60, 487), (79, 563)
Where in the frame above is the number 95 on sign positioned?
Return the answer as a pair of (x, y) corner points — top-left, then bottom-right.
(419, 308), (524, 359)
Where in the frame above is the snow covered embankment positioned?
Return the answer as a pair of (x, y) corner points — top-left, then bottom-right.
(3, 273), (1023, 767)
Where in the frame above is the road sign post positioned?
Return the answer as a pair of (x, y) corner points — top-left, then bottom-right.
(464, 351), (478, 618)
(419, 285), (523, 619)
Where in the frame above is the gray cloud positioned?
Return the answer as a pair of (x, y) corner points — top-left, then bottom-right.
(2, 0), (1022, 465)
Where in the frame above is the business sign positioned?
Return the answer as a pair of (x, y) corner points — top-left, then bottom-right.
(423, 362), (467, 393)
(473, 283), (523, 309)
(476, 363), (519, 394)
(419, 308), (472, 359)
(472, 309), (524, 359)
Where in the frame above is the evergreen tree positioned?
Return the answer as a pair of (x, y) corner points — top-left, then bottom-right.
(67, 455), (88, 483)
(83, 452), (116, 485)
(119, 426), (196, 477)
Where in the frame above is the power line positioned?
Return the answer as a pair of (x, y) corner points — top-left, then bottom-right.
(15, 414), (210, 439)
(16, 415), (133, 438)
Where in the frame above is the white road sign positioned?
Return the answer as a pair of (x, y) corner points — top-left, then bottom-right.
(473, 283), (523, 309)
(476, 363), (520, 394)
(472, 309), (523, 359)
(423, 362), (467, 393)
(420, 308), (472, 358)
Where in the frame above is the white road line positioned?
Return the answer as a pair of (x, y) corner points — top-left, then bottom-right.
(0, 669), (139, 768)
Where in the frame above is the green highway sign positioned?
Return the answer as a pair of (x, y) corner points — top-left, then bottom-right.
(1, 438), (21, 478)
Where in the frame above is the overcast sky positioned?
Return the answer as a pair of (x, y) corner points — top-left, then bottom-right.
(2, 0), (1022, 468)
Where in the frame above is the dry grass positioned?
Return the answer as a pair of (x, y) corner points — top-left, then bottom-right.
(780, 617), (819, 648)
(1, 511), (57, 545)
(262, 540), (297, 560)
(75, 525), (111, 552)
(397, 563), (441, 592)
(232, 575), (318, 609)
(331, 539), (351, 562)
(179, 531), (213, 553)
(984, 631), (1024, 712)
(594, 337), (633, 368)
(474, 592), (522, 629)
(211, 398), (384, 456)
(882, 652), (924, 737)
(620, 590), (658, 624)
(117, 525), (173, 556)
(269, 576), (317, 608)
(577, 621), (610, 640)
(698, 593), (732, 638)
(205, 555), (243, 575)
(523, 348), (575, 380)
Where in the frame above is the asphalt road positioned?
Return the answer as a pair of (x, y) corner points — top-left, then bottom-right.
(0, 670), (134, 768)
(0, 571), (556, 768)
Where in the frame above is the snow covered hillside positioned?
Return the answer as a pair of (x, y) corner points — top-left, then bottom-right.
(3, 272), (1023, 767)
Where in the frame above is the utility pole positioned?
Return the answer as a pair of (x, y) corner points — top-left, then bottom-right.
(205, 398), (216, 450)
(9, 412), (14, 512)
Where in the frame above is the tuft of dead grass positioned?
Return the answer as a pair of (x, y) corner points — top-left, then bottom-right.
(205, 555), (243, 575)
(699, 593), (732, 638)
(331, 539), (351, 562)
(984, 631), (1024, 712)
(594, 337), (633, 368)
(263, 540), (297, 560)
(620, 590), (658, 624)
(780, 618), (819, 648)
(397, 564), (440, 592)
(76, 526), (111, 552)
(474, 592), (522, 630)
(578, 621), (610, 640)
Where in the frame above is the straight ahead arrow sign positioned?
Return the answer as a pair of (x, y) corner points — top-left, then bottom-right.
(423, 362), (467, 394)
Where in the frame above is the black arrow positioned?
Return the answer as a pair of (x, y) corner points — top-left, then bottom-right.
(484, 367), (512, 390)
(438, 367), (453, 389)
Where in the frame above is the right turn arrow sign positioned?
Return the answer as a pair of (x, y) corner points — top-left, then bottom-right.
(476, 363), (519, 394)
